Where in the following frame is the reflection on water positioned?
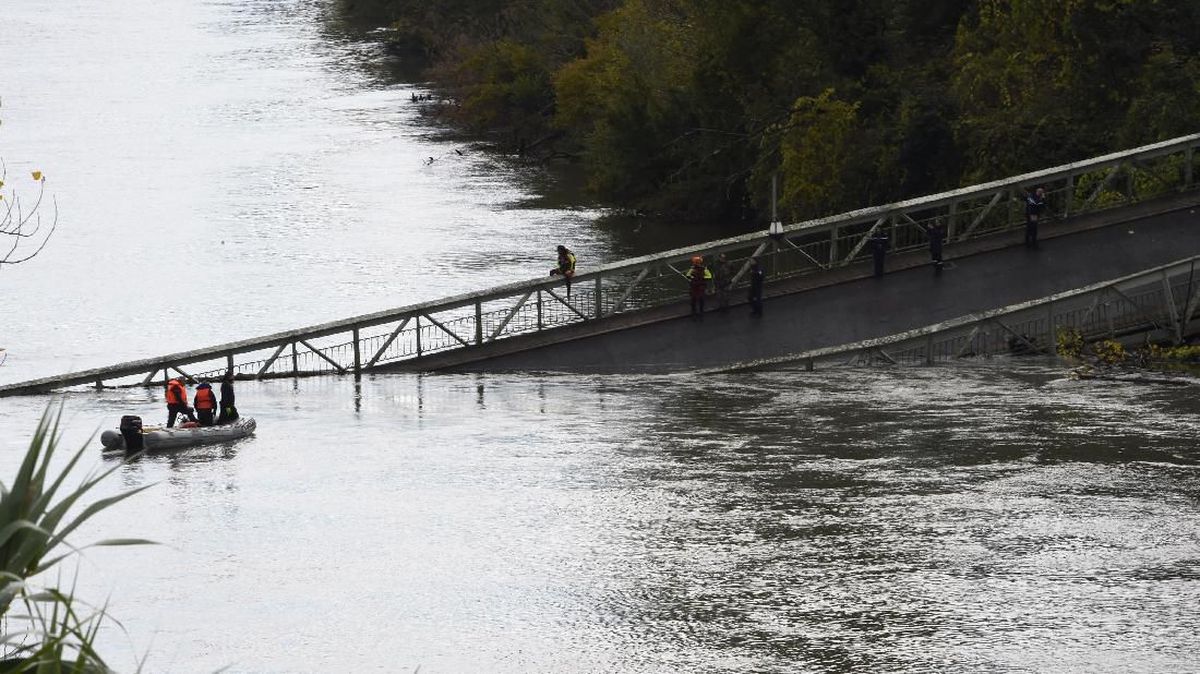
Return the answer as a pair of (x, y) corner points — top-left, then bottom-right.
(0, 362), (1197, 672)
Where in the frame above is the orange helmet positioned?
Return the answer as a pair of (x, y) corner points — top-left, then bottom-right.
(691, 256), (703, 265)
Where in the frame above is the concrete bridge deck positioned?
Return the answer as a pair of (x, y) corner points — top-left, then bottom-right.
(431, 196), (1200, 373)
(3, 133), (1199, 396)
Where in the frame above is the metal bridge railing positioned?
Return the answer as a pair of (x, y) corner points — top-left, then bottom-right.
(712, 256), (1200, 372)
(4, 133), (1200, 395)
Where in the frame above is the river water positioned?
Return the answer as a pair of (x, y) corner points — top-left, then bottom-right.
(2, 1), (1199, 673)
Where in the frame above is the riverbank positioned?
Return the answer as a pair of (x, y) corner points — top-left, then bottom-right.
(332, 1), (1200, 231)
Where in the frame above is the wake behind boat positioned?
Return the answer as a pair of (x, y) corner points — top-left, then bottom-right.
(100, 416), (256, 452)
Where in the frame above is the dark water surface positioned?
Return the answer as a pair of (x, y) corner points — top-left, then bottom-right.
(2, 0), (1199, 672)
(1, 364), (1198, 672)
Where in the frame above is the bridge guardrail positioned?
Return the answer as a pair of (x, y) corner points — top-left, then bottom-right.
(3, 133), (1199, 395)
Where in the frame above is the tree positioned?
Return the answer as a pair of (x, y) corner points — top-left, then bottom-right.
(1, 100), (56, 268)
(0, 407), (154, 669)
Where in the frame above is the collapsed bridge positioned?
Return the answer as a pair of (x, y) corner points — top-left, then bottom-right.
(3, 133), (1200, 397)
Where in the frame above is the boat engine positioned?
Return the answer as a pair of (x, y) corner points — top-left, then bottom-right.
(119, 415), (144, 451)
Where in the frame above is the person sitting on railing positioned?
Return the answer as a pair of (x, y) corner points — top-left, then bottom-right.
(165, 377), (196, 428)
(686, 255), (713, 317)
(1025, 187), (1046, 249)
(550, 245), (577, 298)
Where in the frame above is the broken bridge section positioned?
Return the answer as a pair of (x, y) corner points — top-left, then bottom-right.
(2, 134), (1200, 395)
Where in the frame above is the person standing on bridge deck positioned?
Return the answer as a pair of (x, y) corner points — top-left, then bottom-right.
(1025, 186), (1046, 249)
(923, 222), (945, 275)
(193, 381), (218, 427)
(714, 253), (734, 311)
(747, 258), (765, 316)
(165, 377), (196, 428)
(870, 230), (889, 278)
(217, 371), (239, 424)
(550, 245), (576, 298)
(686, 255), (713, 317)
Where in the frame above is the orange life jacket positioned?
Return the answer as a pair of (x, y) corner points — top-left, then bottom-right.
(165, 380), (187, 406)
(194, 387), (217, 411)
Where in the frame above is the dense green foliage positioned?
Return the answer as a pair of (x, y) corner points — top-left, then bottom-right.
(340, 0), (1200, 225)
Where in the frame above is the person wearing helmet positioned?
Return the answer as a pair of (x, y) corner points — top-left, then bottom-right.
(686, 255), (713, 317)
(550, 245), (577, 298)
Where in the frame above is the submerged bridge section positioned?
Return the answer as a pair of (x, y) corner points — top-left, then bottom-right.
(2, 133), (1200, 396)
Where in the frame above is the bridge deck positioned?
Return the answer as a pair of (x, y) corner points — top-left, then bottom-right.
(441, 201), (1200, 373)
(3, 133), (1199, 396)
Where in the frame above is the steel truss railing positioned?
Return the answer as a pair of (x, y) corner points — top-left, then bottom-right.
(713, 257), (1200, 373)
(2, 133), (1199, 396)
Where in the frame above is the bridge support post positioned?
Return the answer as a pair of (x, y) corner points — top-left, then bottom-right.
(947, 202), (957, 240)
(536, 291), (543, 331)
(594, 277), (603, 319)
(474, 302), (483, 345)
(226, 354), (234, 374)
(352, 329), (361, 373)
(1046, 302), (1056, 354)
(829, 227), (839, 266)
(415, 316), (423, 357)
(291, 342), (299, 375)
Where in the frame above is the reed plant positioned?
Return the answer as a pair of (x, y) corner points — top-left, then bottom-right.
(0, 406), (153, 671)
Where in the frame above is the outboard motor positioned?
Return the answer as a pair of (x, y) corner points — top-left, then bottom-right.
(119, 415), (144, 451)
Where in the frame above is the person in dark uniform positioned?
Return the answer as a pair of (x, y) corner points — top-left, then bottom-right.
(869, 230), (889, 278)
(924, 222), (945, 274)
(1025, 187), (1046, 248)
(217, 371), (239, 424)
(714, 253), (734, 311)
(748, 257), (765, 316)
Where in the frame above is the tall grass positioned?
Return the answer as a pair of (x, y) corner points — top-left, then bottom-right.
(0, 406), (153, 671)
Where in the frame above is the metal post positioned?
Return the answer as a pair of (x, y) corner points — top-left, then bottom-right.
(415, 316), (423, 357)
(1046, 302), (1055, 354)
(226, 354), (234, 374)
(947, 201), (957, 240)
(291, 342), (298, 375)
(474, 301), (483, 345)
(771, 173), (778, 223)
(352, 328), (361, 373)
(925, 335), (934, 365)
(829, 226), (839, 266)
(1065, 174), (1074, 217)
(594, 276), (603, 319)
(1187, 147), (1194, 189)
(537, 290), (543, 331)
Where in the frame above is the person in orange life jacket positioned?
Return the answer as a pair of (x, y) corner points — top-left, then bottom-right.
(165, 377), (196, 428)
(686, 255), (713, 317)
(550, 245), (576, 298)
(193, 381), (218, 427)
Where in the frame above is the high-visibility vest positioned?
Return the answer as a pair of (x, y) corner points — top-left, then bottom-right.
(194, 387), (217, 411)
(165, 380), (187, 406)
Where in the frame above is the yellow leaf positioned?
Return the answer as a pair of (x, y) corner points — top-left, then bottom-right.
(31, 170), (43, 181)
